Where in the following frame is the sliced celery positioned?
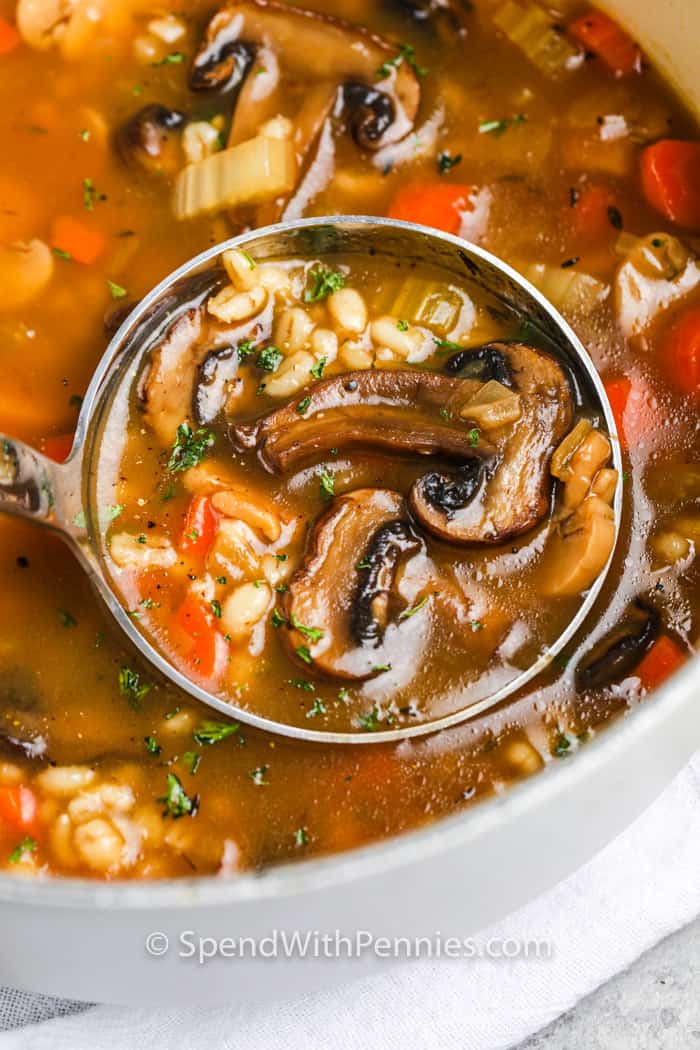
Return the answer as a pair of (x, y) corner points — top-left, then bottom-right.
(383, 277), (465, 334)
(492, 0), (581, 77)
(519, 261), (609, 317)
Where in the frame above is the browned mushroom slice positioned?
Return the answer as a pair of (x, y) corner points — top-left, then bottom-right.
(194, 346), (242, 425)
(192, 0), (421, 150)
(117, 104), (187, 175)
(410, 343), (573, 543)
(575, 600), (659, 690)
(232, 368), (496, 473)
(282, 488), (426, 680)
(140, 309), (206, 445)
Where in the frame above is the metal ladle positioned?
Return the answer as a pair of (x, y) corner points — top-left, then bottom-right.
(0, 217), (622, 744)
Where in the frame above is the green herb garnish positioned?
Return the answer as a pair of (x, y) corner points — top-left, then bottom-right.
(319, 469), (335, 501)
(167, 422), (215, 473)
(193, 720), (241, 746)
(249, 765), (269, 786)
(306, 698), (327, 718)
(153, 51), (186, 66)
(437, 151), (462, 174)
(304, 267), (346, 303)
(9, 837), (37, 864)
(295, 827), (308, 847)
(271, 608), (287, 628)
(119, 666), (152, 709)
(399, 595), (428, 620)
(433, 336), (464, 354)
(288, 678), (314, 691)
(289, 612), (324, 643)
(58, 608), (77, 628)
(479, 114), (526, 137)
(310, 356), (327, 380)
(297, 396), (312, 415)
(183, 750), (201, 775)
(256, 345), (283, 373)
(296, 645), (313, 665)
(377, 43), (428, 80)
(210, 599), (222, 619)
(158, 773), (198, 818)
(468, 427), (480, 447)
(107, 279), (127, 299)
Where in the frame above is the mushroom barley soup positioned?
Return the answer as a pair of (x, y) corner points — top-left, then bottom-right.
(102, 249), (616, 734)
(0, 0), (699, 879)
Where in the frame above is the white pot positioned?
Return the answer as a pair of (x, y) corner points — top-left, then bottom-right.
(2, 0), (699, 1006)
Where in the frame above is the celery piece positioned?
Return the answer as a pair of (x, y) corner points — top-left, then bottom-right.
(492, 0), (581, 78)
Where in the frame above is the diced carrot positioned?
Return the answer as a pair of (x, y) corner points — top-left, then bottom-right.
(387, 182), (475, 235)
(603, 375), (655, 451)
(635, 635), (686, 691)
(50, 215), (106, 265)
(0, 16), (21, 54)
(179, 494), (218, 561)
(662, 305), (700, 401)
(572, 185), (618, 240)
(0, 785), (37, 833)
(173, 592), (228, 679)
(640, 140), (700, 231)
(40, 433), (75, 463)
(569, 10), (640, 76)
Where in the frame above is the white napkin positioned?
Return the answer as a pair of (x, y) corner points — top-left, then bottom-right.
(2, 752), (699, 1050)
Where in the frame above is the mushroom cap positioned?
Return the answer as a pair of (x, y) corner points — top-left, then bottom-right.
(281, 488), (427, 680)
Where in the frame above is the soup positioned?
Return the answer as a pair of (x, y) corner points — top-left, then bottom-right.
(99, 245), (615, 733)
(0, 0), (698, 878)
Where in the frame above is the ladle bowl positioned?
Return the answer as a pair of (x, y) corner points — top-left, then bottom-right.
(0, 217), (622, 743)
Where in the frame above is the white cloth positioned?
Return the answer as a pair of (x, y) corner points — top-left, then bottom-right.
(2, 752), (699, 1050)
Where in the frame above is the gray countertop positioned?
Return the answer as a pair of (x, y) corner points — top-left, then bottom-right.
(520, 915), (700, 1048)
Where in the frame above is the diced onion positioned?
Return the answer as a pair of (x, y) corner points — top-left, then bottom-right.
(173, 135), (297, 221)
(519, 261), (609, 318)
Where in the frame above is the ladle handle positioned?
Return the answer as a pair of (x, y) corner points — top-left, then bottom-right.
(0, 435), (79, 535)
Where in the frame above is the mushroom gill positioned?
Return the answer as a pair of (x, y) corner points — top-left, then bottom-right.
(281, 488), (427, 680)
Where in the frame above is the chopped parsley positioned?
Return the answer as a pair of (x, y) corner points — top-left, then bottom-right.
(304, 266), (346, 303)
(297, 396), (312, 415)
(153, 50), (186, 66)
(82, 177), (106, 211)
(249, 765), (269, 786)
(119, 666), (152, 709)
(372, 663), (391, 673)
(182, 750), (201, 775)
(237, 338), (256, 361)
(144, 735), (162, 756)
(356, 559), (371, 570)
(296, 644), (313, 665)
(52, 247), (71, 260)
(216, 575), (228, 585)
(439, 407), (453, 421)
(240, 249), (256, 269)
(167, 422), (215, 473)
(58, 608), (77, 628)
(210, 599), (222, 619)
(468, 427), (480, 447)
(358, 706), (382, 731)
(107, 279), (127, 299)
(399, 595), (428, 620)
(319, 469), (335, 501)
(193, 720), (241, 746)
(295, 827), (308, 847)
(552, 731), (573, 757)
(306, 698), (327, 718)
(161, 483), (177, 503)
(9, 837), (37, 864)
(310, 356), (327, 380)
(79, 128), (91, 142)
(471, 619), (484, 632)
(338, 687), (350, 704)
(479, 114), (527, 137)
(396, 319), (410, 332)
(433, 336), (464, 354)
(289, 612), (324, 643)
(256, 345), (283, 373)
(271, 608), (287, 628)
(437, 151), (462, 174)
(158, 773), (198, 819)
(288, 678), (314, 691)
(377, 42), (428, 80)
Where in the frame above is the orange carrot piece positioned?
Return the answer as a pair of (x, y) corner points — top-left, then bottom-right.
(0, 17), (20, 54)
(635, 635), (686, 691)
(640, 140), (700, 231)
(179, 495), (218, 561)
(40, 433), (75, 463)
(603, 375), (655, 451)
(173, 592), (228, 679)
(0, 785), (37, 833)
(569, 10), (640, 76)
(388, 182), (475, 235)
(572, 185), (619, 240)
(50, 215), (106, 265)
(662, 305), (700, 401)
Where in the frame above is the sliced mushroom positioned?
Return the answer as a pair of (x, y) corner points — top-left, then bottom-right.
(232, 368), (496, 473)
(192, 0), (421, 150)
(190, 37), (254, 94)
(411, 343), (573, 543)
(282, 488), (425, 680)
(541, 494), (616, 597)
(117, 104), (187, 175)
(342, 82), (397, 151)
(140, 308), (205, 445)
(194, 346), (241, 425)
(576, 600), (660, 691)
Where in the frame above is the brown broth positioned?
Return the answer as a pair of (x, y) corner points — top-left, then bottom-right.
(0, 0), (698, 879)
